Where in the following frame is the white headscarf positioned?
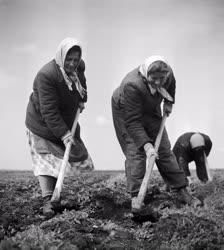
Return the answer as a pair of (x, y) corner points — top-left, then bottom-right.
(55, 37), (85, 98)
(139, 55), (173, 102)
(139, 55), (169, 79)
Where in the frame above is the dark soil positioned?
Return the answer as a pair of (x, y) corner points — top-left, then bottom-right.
(1, 170), (224, 249)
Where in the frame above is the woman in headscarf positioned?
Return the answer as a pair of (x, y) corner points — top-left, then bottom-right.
(111, 55), (201, 213)
(25, 38), (94, 217)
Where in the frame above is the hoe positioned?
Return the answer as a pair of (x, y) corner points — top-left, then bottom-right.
(132, 114), (167, 212)
(51, 108), (81, 202)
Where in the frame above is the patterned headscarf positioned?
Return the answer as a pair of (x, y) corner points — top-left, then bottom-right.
(55, 37), (85, 98)
(139, 55), (173, 102)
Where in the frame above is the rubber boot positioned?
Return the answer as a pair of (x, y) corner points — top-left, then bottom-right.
(43, 195), (55, 217)
(171, 187), (202, 208)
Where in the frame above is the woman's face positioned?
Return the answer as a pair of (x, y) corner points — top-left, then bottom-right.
(64, 50), (80, 75)
(147, 72), (167, 88)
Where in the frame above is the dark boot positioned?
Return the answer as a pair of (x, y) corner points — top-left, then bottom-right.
(51, 199), (62, 212)
(172, 187), (202, 208)
(43, 195), (55, 217)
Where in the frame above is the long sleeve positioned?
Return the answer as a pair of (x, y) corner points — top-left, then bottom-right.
(203, 135), (212, 156)
(164, 72), (176, 104)
(35, 72), (69, 139)
(123, 83), (153, 149)
(77, 59), (87, 103)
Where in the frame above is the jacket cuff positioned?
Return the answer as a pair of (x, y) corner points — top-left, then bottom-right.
(164, 99), (174, 105)
(137, 138), (154, 150)
(61, 130), (71, 141)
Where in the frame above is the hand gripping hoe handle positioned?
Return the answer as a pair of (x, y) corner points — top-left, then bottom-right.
(51, 108), (81, 202)
(132, 114), (167, 211)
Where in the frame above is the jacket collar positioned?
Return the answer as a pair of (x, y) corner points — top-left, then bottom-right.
(53, 59), (64, 83)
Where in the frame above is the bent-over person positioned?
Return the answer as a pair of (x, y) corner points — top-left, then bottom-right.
(111, 55), (201, 213)
(173, 132), (212, 184)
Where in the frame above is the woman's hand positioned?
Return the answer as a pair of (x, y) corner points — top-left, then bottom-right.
(144, 143), (158, 159)
(79, 102), (85, 113)
(163, 102), (173, 116)
(61, 131), (75, 146)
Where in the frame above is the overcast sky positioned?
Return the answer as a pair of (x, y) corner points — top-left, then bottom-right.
(0, 0), (224, 170)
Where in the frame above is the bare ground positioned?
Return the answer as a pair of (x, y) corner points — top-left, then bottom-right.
(1, 169), (224, 249)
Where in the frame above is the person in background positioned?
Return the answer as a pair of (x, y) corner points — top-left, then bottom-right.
(173, 132), (212, 184)
(111, 55), (201, 213)
(25, 38), (94, 217)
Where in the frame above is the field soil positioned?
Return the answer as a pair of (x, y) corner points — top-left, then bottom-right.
(1, 170), (224, 249)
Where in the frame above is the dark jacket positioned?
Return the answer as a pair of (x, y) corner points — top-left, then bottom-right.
(112, 67), (176, 149)
(172, 132), (212, 163)
(25, 59), (87, 143)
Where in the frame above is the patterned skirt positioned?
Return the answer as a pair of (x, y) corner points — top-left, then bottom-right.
(27, 130), (94, 178)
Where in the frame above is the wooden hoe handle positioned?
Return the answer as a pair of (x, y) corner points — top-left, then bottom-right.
(51, 108), (81, 202)
(132, 115), (167, 210)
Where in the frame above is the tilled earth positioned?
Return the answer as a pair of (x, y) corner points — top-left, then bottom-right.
(1, 170), (224, 249)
